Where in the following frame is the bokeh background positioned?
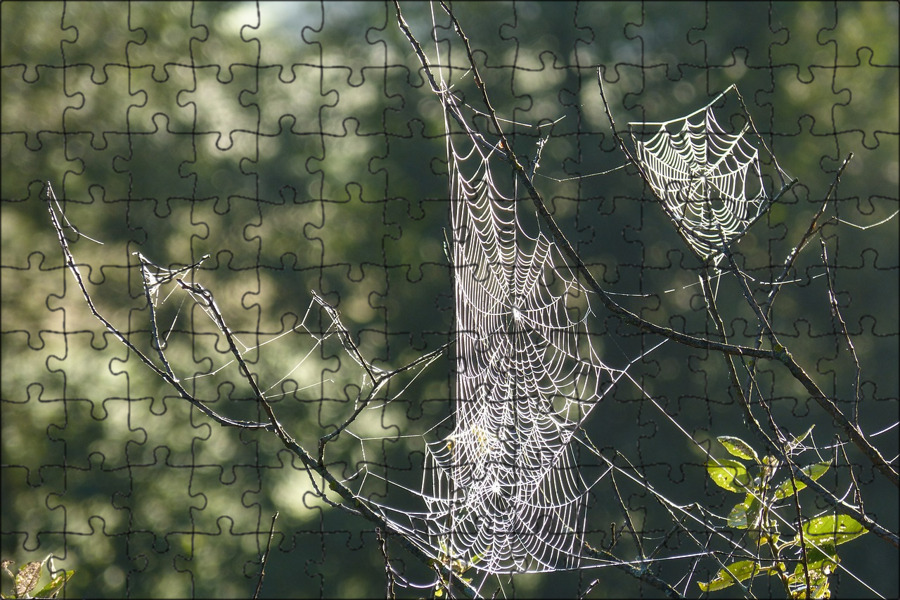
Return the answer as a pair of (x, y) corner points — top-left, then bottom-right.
(2, 2), (897, 597)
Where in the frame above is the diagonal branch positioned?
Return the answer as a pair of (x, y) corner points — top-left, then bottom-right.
(45, 182), (272, 431)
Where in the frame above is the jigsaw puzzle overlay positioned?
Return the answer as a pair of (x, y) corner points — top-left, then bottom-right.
(1, 2), (897, 598)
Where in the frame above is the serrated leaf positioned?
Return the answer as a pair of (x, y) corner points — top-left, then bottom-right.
(33, 569), (74, 599)
(800, 515), (866, 545)
(707, 459), (751, 493)
(718, 436), (759, 462)
(697, 559), (761, 592)
(773, 462), (831, 500)
(16, 561), (42, 597)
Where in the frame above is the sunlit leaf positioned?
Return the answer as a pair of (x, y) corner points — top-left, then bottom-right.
(718, 436), (759, 462)
(697, 559), (761, 592)
(727, 494), (761, 529)
(800, 515), (866, 545)
(789, 564), (831, 599)
(33, 570), (75, 599)
(805, 543), (839, 572)
(773, 462), (831, 500)
(786, 425), (815, 454)
(707, 459), (751, 493)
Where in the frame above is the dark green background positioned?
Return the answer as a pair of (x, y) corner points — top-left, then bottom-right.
(2, 2), (897, 597)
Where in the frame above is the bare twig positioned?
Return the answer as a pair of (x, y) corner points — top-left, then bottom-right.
(711, 252), (899, 546)
(46, 180), (479, 598)
(396, 0), (899, 586)
(376, 527), (397, 600)
(762, 154), (853, 315)
(597, 73), (895, 487)
(820, 239), (863, 424)
(253, 512), (278, 600)
(720, 242), (897, 488)
(401, 5), (781, 362)
(317, 340), (451, 465)
(45, 182), (272, 431)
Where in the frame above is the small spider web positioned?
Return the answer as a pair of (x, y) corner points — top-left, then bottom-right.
(629, 85), (793, 265)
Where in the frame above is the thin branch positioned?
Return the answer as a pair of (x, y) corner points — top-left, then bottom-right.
(610, 469), (646, 561)
(376, 527), (397, 600)
(318, 341), (451, 463)
(398, 0), (899, 583)
(600, 74), (895, 487)
(782, 452), (813, 597)
(176, 279), (293, 439)
(175, 276), (479, 594)
(311, 290), (382, 385)
(721, 243), (897, 487)
(45, 182), (272, 431)
(253, 512), (278, 600)
(820, 239), (863, 424)
(410, 7), (780, 362)
(762, 153), (853, 316)
(712, 255), (899, 545)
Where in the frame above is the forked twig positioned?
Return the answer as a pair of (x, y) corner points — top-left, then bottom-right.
(45, 179), (479, 597)
(45, 181), (272, 431)
(376, 527), (397, 600)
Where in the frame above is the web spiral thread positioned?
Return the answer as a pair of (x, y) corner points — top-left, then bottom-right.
(629, 85), (790, 264)
(417, 91), (623, 574)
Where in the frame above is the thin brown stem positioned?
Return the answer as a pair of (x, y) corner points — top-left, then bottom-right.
(253, 512), (278, 600)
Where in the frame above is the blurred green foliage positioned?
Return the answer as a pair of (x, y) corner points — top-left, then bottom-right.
(2, 2), (897, 598)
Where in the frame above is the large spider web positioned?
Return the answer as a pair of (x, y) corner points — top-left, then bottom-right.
(412, 90), (628, 575)
(628, 85), (792, 264)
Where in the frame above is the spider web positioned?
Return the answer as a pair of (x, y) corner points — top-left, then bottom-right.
(629, 85), (792, 265)
(412, 89), (628, 575)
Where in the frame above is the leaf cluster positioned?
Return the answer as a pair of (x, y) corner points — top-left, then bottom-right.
(699, 432), (866, 597)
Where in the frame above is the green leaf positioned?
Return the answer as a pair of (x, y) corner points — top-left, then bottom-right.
(786, 425), (815, 454)
(697, 560), (761, 592)
(806, 542), (838, 566)
(726, 494), (761, 529)
(33, 570), (75, 599)
(803, 544), (839, 575)
(773, 462), (831, 500)
(707, 459), (751, 493)
(789, 564), (832, 599)
(718, 436), (759, 462)
(800, 515), (866, 546)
